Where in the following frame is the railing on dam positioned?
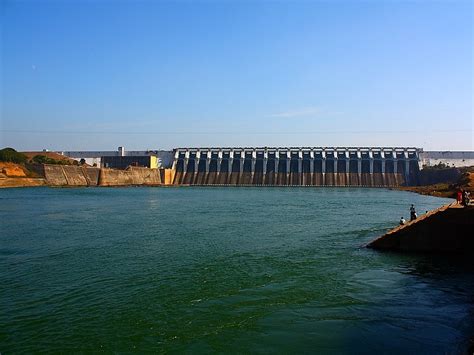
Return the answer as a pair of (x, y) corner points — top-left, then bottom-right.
(171, 147), (421, 187)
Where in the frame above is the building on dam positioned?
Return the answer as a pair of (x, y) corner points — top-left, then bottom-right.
(171, 147), (422, 187)
(59, 147), (174, 169)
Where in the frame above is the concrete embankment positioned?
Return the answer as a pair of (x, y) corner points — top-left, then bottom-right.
(367, 204), (474, 253)
(99, 167), (161, 186)
(20, 165), (162, 187)
(42, 165), (162, 186)
(42, 165), (100, 186)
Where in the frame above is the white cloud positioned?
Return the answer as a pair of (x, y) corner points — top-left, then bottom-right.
(268, 107), (342, 118)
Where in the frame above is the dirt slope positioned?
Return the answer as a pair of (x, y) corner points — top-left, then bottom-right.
(0, 162), (28, 177)
(399, 169), (474, 198)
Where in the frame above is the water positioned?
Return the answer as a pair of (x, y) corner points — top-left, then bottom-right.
(1, 187), (473, 353)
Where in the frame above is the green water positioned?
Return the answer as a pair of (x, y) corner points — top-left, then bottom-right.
(1, 187), (473, 353)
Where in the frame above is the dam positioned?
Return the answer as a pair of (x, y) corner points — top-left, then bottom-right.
(171, 147), (421, 187)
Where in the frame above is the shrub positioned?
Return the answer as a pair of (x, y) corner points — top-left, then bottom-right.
(32, 155), (49, 164)
(32, 155), (70, 165)
(422, 162), (450, 170)
(0, 148), (28, 164)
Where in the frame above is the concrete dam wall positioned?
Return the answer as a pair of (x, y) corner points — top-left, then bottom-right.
(41, 165), (161, 186)
(171, 147), (421, 187)
(99, 167), (161, 186)
(43, 165), (100, 186)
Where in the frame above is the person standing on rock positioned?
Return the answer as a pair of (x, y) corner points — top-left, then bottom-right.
(462, 190), (470, 207)
(410, 204), (417, 221)
(457, 189), (463, 204)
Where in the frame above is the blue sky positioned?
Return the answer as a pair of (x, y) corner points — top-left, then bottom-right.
(1, 0), (472, 151)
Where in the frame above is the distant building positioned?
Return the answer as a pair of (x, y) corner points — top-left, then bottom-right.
(102, 155), (158, 169)
(420, 151), (474, 168)
(58, 147), (174, 168)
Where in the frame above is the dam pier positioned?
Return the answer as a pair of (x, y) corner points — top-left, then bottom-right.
(171, 147), (421, 187)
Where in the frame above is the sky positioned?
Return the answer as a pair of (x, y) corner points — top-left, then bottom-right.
(0, 0), (472, 151)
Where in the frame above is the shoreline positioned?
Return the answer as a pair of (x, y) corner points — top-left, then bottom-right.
(1, 164), (472, 197)
(0, 180), (454, 191)
(0, 178), (465, 195)
(392, 185), (456, 198)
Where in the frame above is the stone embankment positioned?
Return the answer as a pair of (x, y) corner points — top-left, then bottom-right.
(42, 165), (100, 186)
(367, 203), (474, 253)
(99, 167), (161, 186)
(42, 165), (161, 186)
(0, 164), (162, 188)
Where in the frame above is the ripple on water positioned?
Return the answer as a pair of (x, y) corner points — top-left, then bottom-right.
(0, 187), (472, 353)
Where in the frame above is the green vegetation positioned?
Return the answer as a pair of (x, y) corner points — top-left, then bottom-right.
(422, 162), (451, 170)
(31, 155), (78, 165)
(460, 166), (474, 173)
(0, 148), (28, 163)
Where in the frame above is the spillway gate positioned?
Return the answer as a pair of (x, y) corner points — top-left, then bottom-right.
(171, 147), (421, 187)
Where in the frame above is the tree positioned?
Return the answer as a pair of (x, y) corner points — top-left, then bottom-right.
(0, 148), (27, 163)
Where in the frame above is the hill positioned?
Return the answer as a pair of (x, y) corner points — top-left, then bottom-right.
(21, 151), (77, 164)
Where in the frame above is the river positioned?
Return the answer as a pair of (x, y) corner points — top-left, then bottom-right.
(0, 187), (472, 353)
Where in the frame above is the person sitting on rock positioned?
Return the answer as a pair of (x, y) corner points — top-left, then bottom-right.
(400, 217), (406, 225)
(410, 204), (417, 221)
